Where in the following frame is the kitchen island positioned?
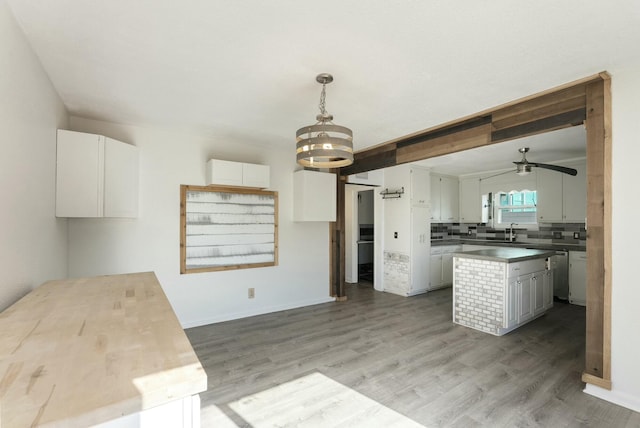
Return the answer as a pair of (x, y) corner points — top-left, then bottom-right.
(453, 248), (555, 336)
(0, 272), (207, 427)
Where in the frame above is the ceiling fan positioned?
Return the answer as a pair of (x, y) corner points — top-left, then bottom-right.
(513, 147), (577, 176)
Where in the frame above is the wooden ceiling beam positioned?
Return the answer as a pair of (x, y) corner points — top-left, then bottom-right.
(339, 73), (605, 177)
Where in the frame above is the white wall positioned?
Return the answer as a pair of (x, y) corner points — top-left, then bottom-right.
(66, 117), (334, 328)
(345, 185), (360, 283)
(0, 0), (68, 311)
(584, 67), (640, 412)
(383, 165), (412, 254)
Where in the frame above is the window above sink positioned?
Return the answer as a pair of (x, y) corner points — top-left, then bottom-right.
(494, 190), (538, 229)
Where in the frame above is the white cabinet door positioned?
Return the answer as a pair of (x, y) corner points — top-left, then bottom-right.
(440, 176), (459, 222)
(56, 130), (138, 218)
(293, 170), (336, 222)
(569, 251), (587, 306)
(430, 176), (441, 221)
(536, 168), (563, 223)
(506, 277), (518, 328)
(459, 177), (482, 223)
(103, 137), (139, 218)
(543, 270), (554, 310)
(410, 167), (430, 207)
(532, 272), (545, 316)
(517, 275), (534, 323)
(411, 206), (430, 292)
(562, 161), (587, 222)
(429, 254), (442, 290)
(56, 130), (103, 217)
(536, 159), (586, 224)
(242, 163), (270, 188)
(206, 159), (243, 186)
(442, 253), (454, 286)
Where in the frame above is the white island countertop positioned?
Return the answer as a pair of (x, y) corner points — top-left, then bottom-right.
(0, 272), (207, 427)
(454, 248), (555, 263)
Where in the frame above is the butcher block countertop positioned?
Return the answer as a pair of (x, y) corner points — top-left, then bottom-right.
(0, 272), (207, 427)
(453, 248), (555, 263)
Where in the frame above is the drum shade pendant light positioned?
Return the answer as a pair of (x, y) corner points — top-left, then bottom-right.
(296, 73), (353, 168)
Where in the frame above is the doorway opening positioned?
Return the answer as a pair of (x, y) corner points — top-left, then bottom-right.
(345, 186), (378, 287)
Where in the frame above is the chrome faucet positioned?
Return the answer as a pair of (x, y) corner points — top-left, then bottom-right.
(508, 223), (518, 242)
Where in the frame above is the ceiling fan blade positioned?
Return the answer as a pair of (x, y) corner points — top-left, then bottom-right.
(529, 162), (578, 176)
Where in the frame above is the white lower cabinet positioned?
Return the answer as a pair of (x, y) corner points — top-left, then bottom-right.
(509, 268), (553, 327)
(517, 274), (534, 323)
(429, 245), (461, 290)
(455, 255), (553, 336)
(505, 259), (552, 332)
(569, 251), (587, 306)
(430, 252), (442, 290)
(410, 206), (431, 294)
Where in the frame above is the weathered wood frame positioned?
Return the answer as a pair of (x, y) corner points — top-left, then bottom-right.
(180, 185), (279, 274)
(330, 72), (612, 389)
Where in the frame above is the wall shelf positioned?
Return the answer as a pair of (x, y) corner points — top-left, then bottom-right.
(380, 187), (404, 199)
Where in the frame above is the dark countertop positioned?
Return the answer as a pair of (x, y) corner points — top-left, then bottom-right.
(431, 239), (586, 252)
(454, 248), (555, 263)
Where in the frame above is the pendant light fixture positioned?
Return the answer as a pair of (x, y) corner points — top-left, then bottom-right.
(296, 73), (354, 168)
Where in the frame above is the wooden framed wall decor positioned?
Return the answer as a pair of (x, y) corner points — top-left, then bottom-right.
(180, 185), (278, 274)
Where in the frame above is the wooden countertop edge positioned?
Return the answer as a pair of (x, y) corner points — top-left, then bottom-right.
(42, 371), (208, 428)
(0, 272), (208, 427)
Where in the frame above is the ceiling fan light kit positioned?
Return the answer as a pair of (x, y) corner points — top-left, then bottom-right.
(513, 147), (577, 176)
(296, 73), (354, 168)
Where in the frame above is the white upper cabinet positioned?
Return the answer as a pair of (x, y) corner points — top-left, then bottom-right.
(440, 175), (459, 222)
(536, 159), (586, 223)
(242, 163), (270, 188)
(410, 166), (430, 207)
(56, 130), (139, 218)
(459, 177), (482, 223)
(562, 161), (587, 222)
(430, 173), (459, 222)
(536, 167), (563, 222)
(103, 137), (139, 218)
(293, 170), (336, 222)
(206, 159), (270, 188)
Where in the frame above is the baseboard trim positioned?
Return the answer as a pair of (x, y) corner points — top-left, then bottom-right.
(180, 296), (336, 329)
(584, 384), (640, 413)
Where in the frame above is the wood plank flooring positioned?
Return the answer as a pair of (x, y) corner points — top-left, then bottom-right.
(186, 283), (640, 427)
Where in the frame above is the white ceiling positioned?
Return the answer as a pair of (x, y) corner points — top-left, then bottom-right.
(415, 126), (586, 176)
(5, 1), (640, 169)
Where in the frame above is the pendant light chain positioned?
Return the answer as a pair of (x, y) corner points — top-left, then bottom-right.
(318, 83), (327, 119)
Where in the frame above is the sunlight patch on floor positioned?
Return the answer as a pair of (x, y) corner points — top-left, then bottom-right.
(200, 404), (239, 428)
(225, 372), (426, 427)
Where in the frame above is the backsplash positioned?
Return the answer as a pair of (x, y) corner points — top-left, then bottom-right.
(431, 222), (586, 247)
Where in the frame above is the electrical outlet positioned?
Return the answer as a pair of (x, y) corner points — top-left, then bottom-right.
(573, 232), (580, 239)
(248, 288), (255, 299)
(394, 232), (398, 239)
